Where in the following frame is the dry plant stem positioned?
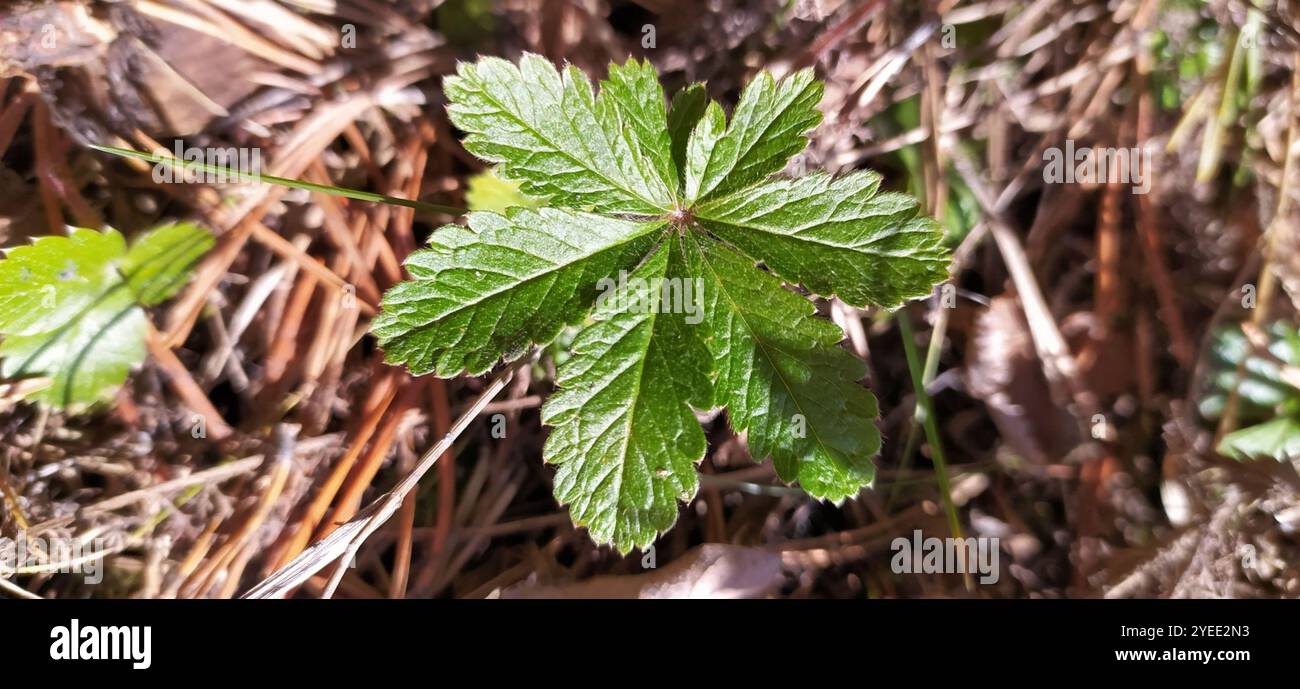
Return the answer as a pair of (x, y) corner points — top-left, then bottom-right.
(249, 222), (377, 315)
(31, 101), (63, 232)
(478, 395), (543, 414)
(792, 0), (885, 69)
(388, 479), (417, 598)
(954, 154), (1096, 421)
(216, 448), (295, 597)
(202, 247), (301, 383)
(297, 252), (348, 395)
(83, 455), (262, 515)
(260, 267), (322, 388)
(33, 104), (102, 229)
(173, 517), (222, 587)
(1095, 181), (1122, 329)
(319, 384), (419, 535)
(1077, 172), (1123, 372)
(264, 371), (399, 571)
(0, 87), (37, 158)
(145, 322), (234, 440)
(409, 377), (454, 593)
(1131, 21), (1193, 367)
(164, 205), (272, 347)
(0, 470), (31, 529)
(387, 119), (439, 260)
(46, 142), (102, 229)
(1216, 54), (1299, 441)
(342, 124), (387, 193)
(305, 160), (381, 303)
(183, 449), (291, 597)
(243, 357), (526, 599)
(356, 209), (403, 286)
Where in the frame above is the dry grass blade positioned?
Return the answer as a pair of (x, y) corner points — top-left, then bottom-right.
(243, 357), (526, 599)
(83, 456), (264, 515)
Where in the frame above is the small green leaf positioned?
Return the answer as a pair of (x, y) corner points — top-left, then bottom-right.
(0, 224), (212, 410)
(0, 288), (145, 410)
(1218, 416), (1300, 462)
(464, 169), (539, 213)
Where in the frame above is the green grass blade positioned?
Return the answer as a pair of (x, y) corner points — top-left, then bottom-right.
(897, 310), (971, 589)
(90, 144), (464, 217)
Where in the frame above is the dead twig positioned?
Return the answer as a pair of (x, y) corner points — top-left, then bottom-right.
(243, 356), (528, 599)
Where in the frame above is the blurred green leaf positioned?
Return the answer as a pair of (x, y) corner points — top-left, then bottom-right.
(436, 0), (495, 46)
(1219, 416), (1300, 462)
(0, 223), (212, 410)
(1199, 322), (1300, 421)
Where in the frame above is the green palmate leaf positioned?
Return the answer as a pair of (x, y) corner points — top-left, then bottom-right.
(1218, 416), (1300, 462)
(696, 171), (950, 309)
(372, 208), (662, 377)
(684, 233), (880, 500)
(444, 54), (675, 214)
(0, 223), (212, 409)
(542, 239), (712, 551)
(374, 55), (949, 552)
